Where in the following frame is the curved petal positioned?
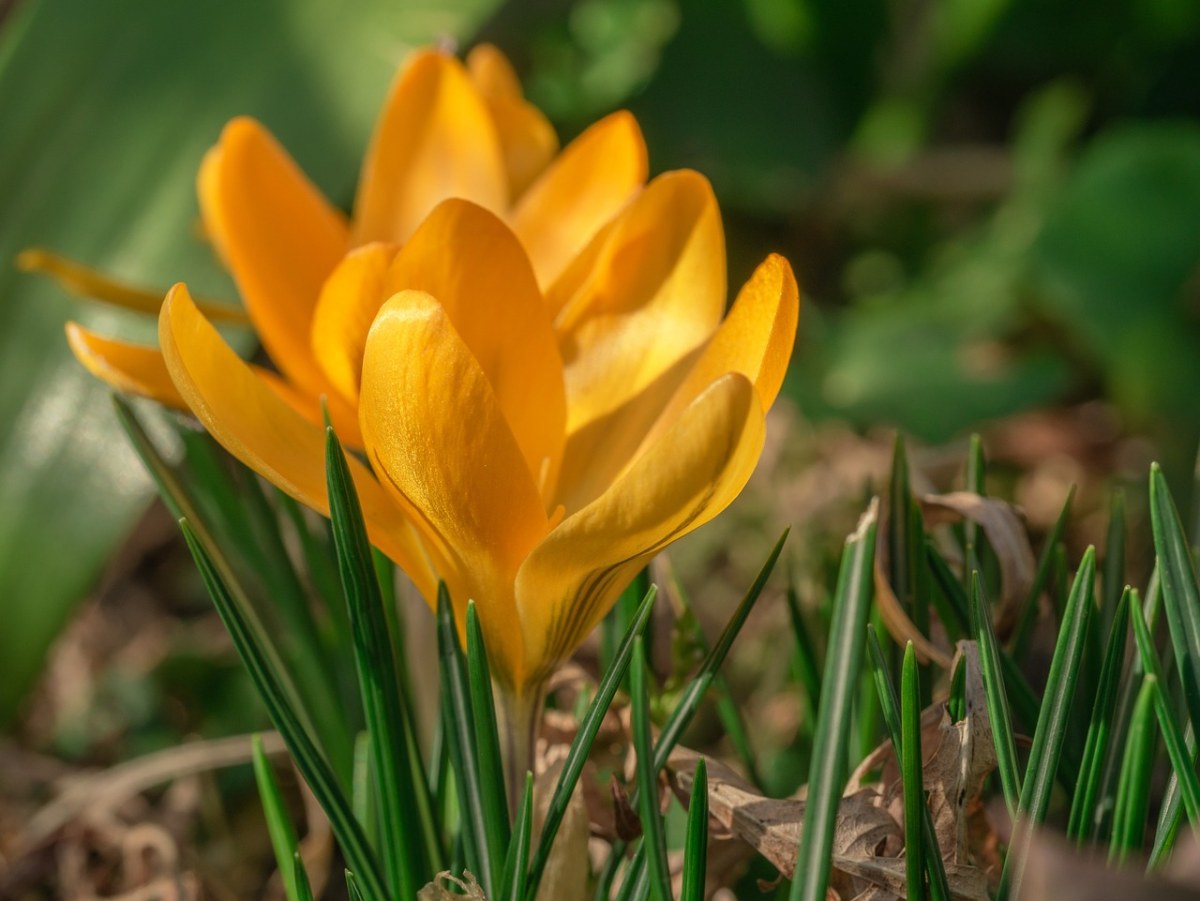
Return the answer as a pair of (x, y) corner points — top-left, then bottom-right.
(159, 283), (435, 598)
(66, 322), (186, 408)
(199, 117), (350, 397)
(510, 111), (647, 289)
(550, 170), (726, 511)
(360, 290), (548, 685)
(639, 253), (800, 452)
(385, 199), (566, 498)
(310, 242), (401, 406)
(516, 372), (765, 687)
(352, 50), (507, 245)
(466, 44), (558, 202)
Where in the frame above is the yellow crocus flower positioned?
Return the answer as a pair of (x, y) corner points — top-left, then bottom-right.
(54, 45), (648, 443)
(159, 182), (799, 697)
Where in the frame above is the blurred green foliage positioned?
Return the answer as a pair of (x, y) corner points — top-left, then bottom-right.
(4, 0), (1200, 721)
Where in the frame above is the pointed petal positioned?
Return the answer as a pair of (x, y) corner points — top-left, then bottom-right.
(511, 111), (647, 288)
(516, 373), (765, 685)
(353, 50), (507, 245)
(360, 290), (548, 686)
(645, 253), (799, 446)
(310, 242), (401, 406)
(23, 248), (246, 323)
(466, 44), (559, 201)
(199, 117), (350, 396)
(549, 170), (726, 511)
(66, 322), (186, 408)
(159, 284), (435, 597)
(385, 199), (566, 496)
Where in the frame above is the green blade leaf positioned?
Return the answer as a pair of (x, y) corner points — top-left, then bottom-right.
(466, 601), (511, 882)
(969, 572), (1022, 818)
(791, 502), (877, 901)
(1011, 485), (1075, 662)
(326, 427), (427, 897)
(632, 636), (671, 901)
(681, 758), (709, 901)
(179, 519), (390, 901)
(293, 852), (316, 901)
(1108, 677), (1157, 866)
(900, 643), (925, 901)
(1000, 546), (1097, 899)
(437, 585), (492, 895)
(253, 734), (303, 901)
(501, 772), (534, 901)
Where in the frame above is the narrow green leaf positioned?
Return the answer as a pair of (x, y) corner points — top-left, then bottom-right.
(1068, 588), (1130, 843)
(1150, 463), (1200, 753)
(926, 542), (971, 638)
(786, 574), (823, 715)
(327, 428), (426, 898)
(1011, 485), (1076, 662)
(501, 773), (534, 901)
(1101, 489), (1127, 635)
(346, 870), (366, 901)
(632, 637), (671, 901)
(999, 546), (1097, 899)
(466, 601), (511, 882)
(437, 586), (491, 895)
(351, 732), (374, 842)
(900, 643), (926, 901)
(969, 573), (1021, 819)
(253, 734), (303, 901)
(1108, 677), (1156, 866)
(791, 503), (877, 901)
(525, 585), (657, 901)
(1128, 594), (1200, 830)
(681, 758), (709, 901)
(865, 627), (950, 901)
(179, 519), (390, 901)
(963, 434), (987, 581)
(293, 852), (316, 901)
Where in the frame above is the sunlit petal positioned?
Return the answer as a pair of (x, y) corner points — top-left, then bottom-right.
(353, 50), (507, 245)
(466, 44), (558, 202)
(199, 117), (350, 397)
(360, 290), (548, 684)
(511, 111), (647, 288)
(550, 170), (726, 511)
(65, 322), (186, 408)
(385, 200), (566, 497)
(159, 283), (435, 596)
(516, 373), (765, 685)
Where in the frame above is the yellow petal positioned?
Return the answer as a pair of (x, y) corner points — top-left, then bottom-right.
(550, 170), (726, 511)
(642, 253), (800, 450)
(159, 283), (435, 598)
(360, 290), (549, 686)
(384, 200), (566, 497)
(466, 44), (559, 202)
(353, 50), (507, 245)
(510, 111), (647, 288)
(309, 242), (400, 406)
(199, 117), (350, 397)
(65, 322), (187, 408)
(22, 248), (246, 323)
(516, 372), (765, 687)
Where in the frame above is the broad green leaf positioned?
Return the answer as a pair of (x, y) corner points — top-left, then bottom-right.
(0, 0), (497, 720)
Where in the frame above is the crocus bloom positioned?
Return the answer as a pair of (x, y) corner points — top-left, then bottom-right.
(60, 45), (647, 445)
(159, 176), (799, 696)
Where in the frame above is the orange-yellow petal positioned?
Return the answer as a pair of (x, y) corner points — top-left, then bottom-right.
(199, 117), (350, 397)
(65, 322), (186, 409)
(384, 200), (566, 497)
(516, 372), (765, 687)
(466, 44), (559, 202)
(642, 253), (800, 450)
(352, 50), (507, 245)
(550, 170), (726, 511)
(159, 284), (435, 597)
(360, 290), (548, 685)
(510, 111), (647, 289)
(310, 242), (401, 406)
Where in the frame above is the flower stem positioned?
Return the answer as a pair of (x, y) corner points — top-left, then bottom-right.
(498, 682), (544, 817)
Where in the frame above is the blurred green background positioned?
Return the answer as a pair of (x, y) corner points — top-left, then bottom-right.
(2, 0), (1199, 724)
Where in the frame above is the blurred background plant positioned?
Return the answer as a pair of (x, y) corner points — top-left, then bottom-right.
(2, 0), (1200, 897)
